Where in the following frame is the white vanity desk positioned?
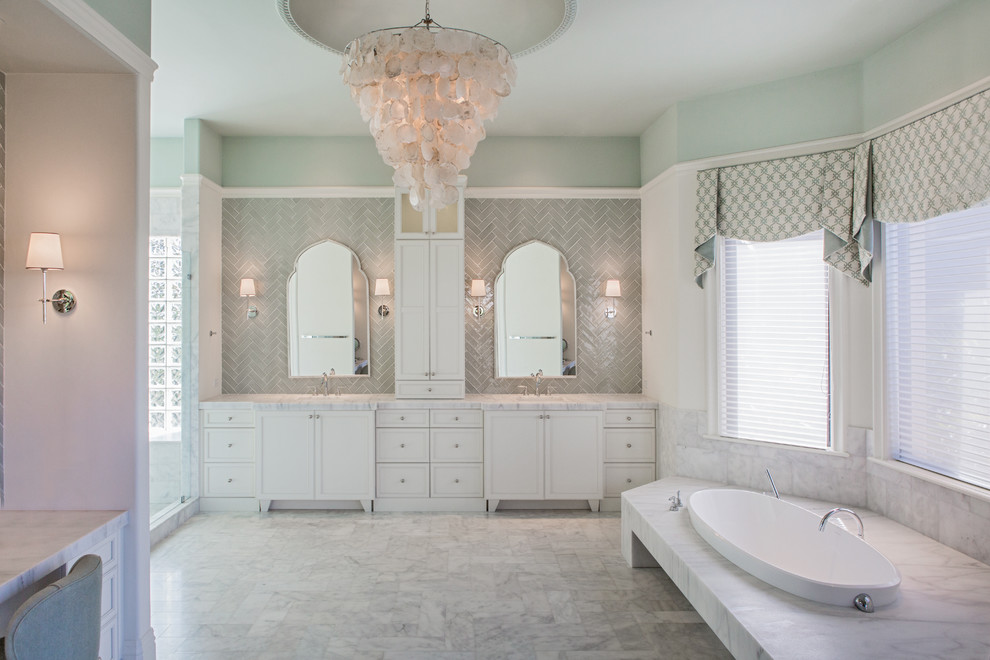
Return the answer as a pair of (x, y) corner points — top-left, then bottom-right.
(199, 394), (658, 513)
(0, 510), (127, 659)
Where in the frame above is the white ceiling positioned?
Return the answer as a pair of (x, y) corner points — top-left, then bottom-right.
(149, 0), (958, 139)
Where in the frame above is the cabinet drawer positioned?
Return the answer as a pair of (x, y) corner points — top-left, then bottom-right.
(376, 464), (430, 497)
(203, 409), (254, 427)
(99, 620), (118, 660)
(604, 410), (656, 428)
(431, 463), (483, 497)
(204, 428), (254, 461)
(101, 572), (116, 618)
(604, 463), (656, 497)
(376, 409), (430, 427)
(430, 409), (483, 428)
(203, 464), (256, 497)
(604, 429), (656, 462)
(376, 429), (430, 461)
(431, 428), (483, 462)
(395, 380), (465, 399)
(79, 535), (116, 570)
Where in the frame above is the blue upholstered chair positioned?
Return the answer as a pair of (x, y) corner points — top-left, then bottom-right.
(1, 554), (103, 660)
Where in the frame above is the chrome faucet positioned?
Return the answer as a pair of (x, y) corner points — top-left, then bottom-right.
(668, 491), (683, 511)
(321, 369), (335, 396)
(530, 369), (544, 396)
(517, 385), (529, 396)
(765, 468), (780, 499)
(819, 508), (864, 538)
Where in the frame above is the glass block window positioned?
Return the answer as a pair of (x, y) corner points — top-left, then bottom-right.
(149, 236), (183, 437)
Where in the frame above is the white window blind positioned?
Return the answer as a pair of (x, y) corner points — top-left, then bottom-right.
(719, 230), (830, 449)
(884, 206), (990, 490)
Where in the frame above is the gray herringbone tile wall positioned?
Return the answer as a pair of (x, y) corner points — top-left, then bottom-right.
(220, 196), (641, 395)
(465, 198), (642, 394)
(0, 71), (5, 500)
(221, 198), (395, 394)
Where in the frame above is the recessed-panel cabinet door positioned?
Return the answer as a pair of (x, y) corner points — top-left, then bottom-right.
(396, 240), (431, 380)
(485, 411), (544, 499)
(430, 240), (465, 380)
(256, 412), (314, 499)
(545, 411), (603, 499)
(315, 411), (375, 500)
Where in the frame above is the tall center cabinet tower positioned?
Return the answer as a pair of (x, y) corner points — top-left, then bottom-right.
(394, 177), (467, 398)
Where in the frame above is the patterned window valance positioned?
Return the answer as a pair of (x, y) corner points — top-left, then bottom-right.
(694, 87), (990, 288)
(694, 143), (870, 287)
(871, 87), (990, 226)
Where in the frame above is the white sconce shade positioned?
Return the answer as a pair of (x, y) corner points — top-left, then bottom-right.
(604, 279), (621, 319)
(25, 232), (64, 270)
(375, 278), (391, 318)
(470, 279), (487, 318)
(239, 278), (258, 319)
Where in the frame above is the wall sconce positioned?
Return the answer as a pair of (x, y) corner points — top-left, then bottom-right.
(25, 232), (76, 324)
(374, 278), (391, 318)
(239, 278), (258, 319)
(470, 279), (487, 318)
(603, 279), (621, 319)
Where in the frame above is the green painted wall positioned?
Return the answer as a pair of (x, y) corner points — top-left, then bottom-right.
(220, 136), (641, 188)
(150, 138), (183, 188)
(221, 137), (392, 187)
(639, 106), (679, 185)
(84, 0), (151, 54)
(184, 119), (222, 184)
(863, 0), (990, 130)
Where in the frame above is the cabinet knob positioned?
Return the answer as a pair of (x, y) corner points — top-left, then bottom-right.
(545, 414), (550, 419)
(400, 478), (406, 483)
(309, 414), (313, 419)
(428, 388), (433, 392)
(425, 372), (429, 377)
(227, 478), (233, 483)
(227, 443), (233, 448)
(454, 416), (459, 421)
(626, 443), (632, 449)
(455, 479), (460, 483)
(626, 478), (632, 484)
(431, 372), (436, 376)
(539, 414), (544, 419)
(315, 414), (320, 419)
(454, 443), (459, 448)
(626, 416), (632, 421)
(400, 443), (406, 448)
(227, 416), (233, 421)
(400, 416), (405, 420)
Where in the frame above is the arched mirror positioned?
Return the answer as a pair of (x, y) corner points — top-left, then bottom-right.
(287, 240), (370, 377)
(494, 240), (576, 378)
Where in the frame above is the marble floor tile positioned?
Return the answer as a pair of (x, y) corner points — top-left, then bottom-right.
(151, 510), (730, 659)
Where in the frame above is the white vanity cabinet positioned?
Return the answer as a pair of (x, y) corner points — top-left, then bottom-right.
(602, 409), (657, 510)
(394, 181), (466, 399)
(69, 532), (121, 660)
(201, 408), (256, 509)
(485, 409), (603, 510)
(375, 408), (484, 508)
(256, 410), (374, 511)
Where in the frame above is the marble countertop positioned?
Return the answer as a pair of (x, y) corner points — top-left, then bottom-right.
(200, 393), (659, 411)
(0, 510), (128, 604)
(622, 477), (990, 660)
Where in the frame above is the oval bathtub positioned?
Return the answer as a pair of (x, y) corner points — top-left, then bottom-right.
(688, 488), (900, 608)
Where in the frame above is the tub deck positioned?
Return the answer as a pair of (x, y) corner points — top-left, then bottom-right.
(622, 477), (990, 660)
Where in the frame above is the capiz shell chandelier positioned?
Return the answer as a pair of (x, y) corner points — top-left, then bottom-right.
(340, 1), (516, 211)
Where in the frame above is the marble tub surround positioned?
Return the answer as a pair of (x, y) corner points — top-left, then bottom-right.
(201, 393), (660, 412)
(622, 477), (990, 660)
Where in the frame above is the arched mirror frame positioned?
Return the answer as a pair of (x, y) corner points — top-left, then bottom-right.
(287, 239), (371, 378)
(494, 239), (577, 379)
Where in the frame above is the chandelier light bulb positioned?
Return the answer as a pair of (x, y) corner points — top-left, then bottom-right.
(341, 7), (516, 211)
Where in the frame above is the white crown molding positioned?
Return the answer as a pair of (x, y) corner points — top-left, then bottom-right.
(41, 0), (157, 80)
(221, 186), (395, 199)
(180, 174), (223, 195)
(465, 187), (640, 199)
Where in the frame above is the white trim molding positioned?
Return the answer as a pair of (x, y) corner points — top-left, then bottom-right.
(181, 174), (223, 196)
(465, 186), (640, 199)
(220, 185), (641, 200)
(221, 186), (395, 199)
(42, 0), (157, 79)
